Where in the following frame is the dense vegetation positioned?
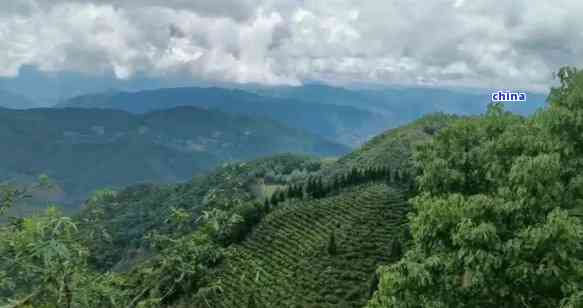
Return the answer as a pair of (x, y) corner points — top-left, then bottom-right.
(368, 67), (583, 307)
(0, 106), (347, 209)
(198, 183), (408, 308)
(0, 125), (416, 307)
(3, 67), (583, 307)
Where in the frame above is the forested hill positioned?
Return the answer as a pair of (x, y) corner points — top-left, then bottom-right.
(0, 106), (348, 206)
(0, 107), (450, 307)
(6, 67), (583, 308)
(58, 87), (388, 147)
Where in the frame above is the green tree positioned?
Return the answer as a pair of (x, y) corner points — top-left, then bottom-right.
(37, 173), (53, 189)
(0, 207), (128, 307)
(327, 231), (337, 256)
(0, 185), (27, 217)
(368, 71), (583, 308)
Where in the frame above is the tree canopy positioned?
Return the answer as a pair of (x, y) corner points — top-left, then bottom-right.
(368, 67), (583, 308)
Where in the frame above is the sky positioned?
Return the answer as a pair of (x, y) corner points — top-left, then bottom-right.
(1, 0), (582, 95)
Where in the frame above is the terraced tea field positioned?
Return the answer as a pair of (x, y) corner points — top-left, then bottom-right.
(204, 183), (408, 307)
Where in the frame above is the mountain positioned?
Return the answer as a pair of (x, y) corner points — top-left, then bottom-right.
(252, 84), (548, 123)
(0, 90), (38, 109)
(58, 87), (388, 147)
(0, 106), (348, 206)
(67, 113), (448, 306)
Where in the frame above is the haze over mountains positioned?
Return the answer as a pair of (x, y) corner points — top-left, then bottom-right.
(0, 106), (347, 205)
(0, 90), (38, 110)
(57, 86), (385, 147)
(0, 82), (548, 211)
(57, 84), (548, 146)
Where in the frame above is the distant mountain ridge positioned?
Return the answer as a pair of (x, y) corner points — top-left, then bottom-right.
(0, 90), (38, 109)
(58, 87), (388, 147)
(252, 84), (549, 121)
(59, 85), (549, 149)
(0, 106), (348, 205)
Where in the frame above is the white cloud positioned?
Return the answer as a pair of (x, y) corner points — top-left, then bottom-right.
(1, 0), (583, 91)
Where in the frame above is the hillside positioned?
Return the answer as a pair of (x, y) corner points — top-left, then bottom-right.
(71, 113), (448, 303)
(201, 184), (408, 308)
(0, 107), (348, 206)
(58, 87), (388, 147)
(325, 112), (458, 177)
(75, 154), (328, 270)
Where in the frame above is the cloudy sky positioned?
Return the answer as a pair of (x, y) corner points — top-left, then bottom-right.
(1, 0), (582, 93)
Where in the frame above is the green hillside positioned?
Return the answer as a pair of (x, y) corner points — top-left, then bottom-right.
(326, 113), (457, 177)
(75, 154), (327, 271)
(200, 184), (408, 308)
(0, 107), (347, 207)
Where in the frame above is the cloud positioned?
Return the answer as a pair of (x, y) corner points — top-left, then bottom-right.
(0, 0), (582, 91)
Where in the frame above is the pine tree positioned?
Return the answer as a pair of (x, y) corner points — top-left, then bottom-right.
(327, 231), (337, 255)
(270, 191), (279, 205)
(393, 170), (401, 183)
(333, 176), (340, 193)
(277, 190), (285, 203)
(316, 177), (324, 198)
(390, 239), (402, 260)
(368, 272), (380, 297)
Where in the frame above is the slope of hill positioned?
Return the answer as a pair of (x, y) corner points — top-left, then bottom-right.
(325, 112), (458, 178)
(202, 184), (408, 308)
(58, 87), (387, 147)
(74, 113), (452, 299)
(0, 111), (451, 306)
(76, 154), (327, 270)
(0, 107), (348, 206)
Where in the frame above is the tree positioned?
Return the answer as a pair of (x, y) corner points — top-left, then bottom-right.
(368, 272), (380, 298)
(270, 190), (280, 206)
(389, 239), (402, 260)
(0, 207), (128, 307)
(327, 231), (337, 256)
(37, 173), (53, 189)
(0, 185), (26, 217)
(368, 72), (583, 308)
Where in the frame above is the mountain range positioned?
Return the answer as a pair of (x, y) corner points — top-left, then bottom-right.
(0, 106), (348, 205)
(58, 87), (386, 147)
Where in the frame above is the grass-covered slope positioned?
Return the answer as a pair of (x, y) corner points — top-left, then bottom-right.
(198, 184), (408, 308)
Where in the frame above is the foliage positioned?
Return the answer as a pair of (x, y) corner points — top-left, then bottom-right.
(0, 185), (22, 216)
(327, 231), (337, 255)
(199, 184), (409, 307)
(75, 154), (319, 271)
(328, 113), (456, 178)
(0, 207), (129, 307)
(368, 68), (583, 308)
